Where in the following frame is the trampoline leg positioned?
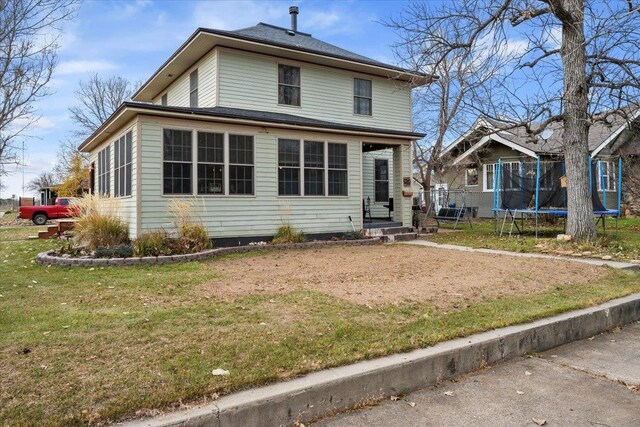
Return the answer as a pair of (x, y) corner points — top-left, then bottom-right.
(535, 213), (538, 239)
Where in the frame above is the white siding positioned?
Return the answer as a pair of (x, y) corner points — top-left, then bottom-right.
(137, 117), (366, 239)
(362, 148), (394, 218)
(153, 50), (217, 108)
(217, 48), (412, 132)
(88, 121), (138, 237)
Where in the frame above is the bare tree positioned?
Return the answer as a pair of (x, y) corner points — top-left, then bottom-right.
(26, 170), (56, 191)
(68, 73), (135, 140)
(390, 1), (640, 241)
(390, 15), (515, 192)
(0, 0), (77, 174)
(57, 73), (135, 173)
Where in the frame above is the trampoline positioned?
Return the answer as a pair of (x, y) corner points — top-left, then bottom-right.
(493, 156), (622, 236)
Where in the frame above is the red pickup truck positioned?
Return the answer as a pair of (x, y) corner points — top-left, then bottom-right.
(19, 198), (76, 225)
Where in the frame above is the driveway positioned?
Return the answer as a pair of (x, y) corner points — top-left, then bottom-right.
(315, 322), (640, 426)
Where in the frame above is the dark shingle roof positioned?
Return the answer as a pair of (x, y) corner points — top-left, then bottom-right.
(202, 23), (422, 76)
(124, 101), (425, 138)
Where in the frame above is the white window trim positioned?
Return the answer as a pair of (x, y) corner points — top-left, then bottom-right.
(277, 139), (349, 197)
(189, 69), (198, 108)
(596, 160), (617, 192)
(161, 126), (256, 197)
(97, 144), (111, 196)
(113, 130), (133, 198)
(353, 78), (372, 116)
(277, 64), (302, 107)
(482, 163), (495, 192)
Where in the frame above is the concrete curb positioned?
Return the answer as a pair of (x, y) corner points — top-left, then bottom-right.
(404, 240), (640, 270)
(118, 293), (640, 427)
(35, 238), (381, 267)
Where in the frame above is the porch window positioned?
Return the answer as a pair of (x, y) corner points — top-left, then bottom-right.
(189, 69), (198, 107)
(374, 159), (389, 202)
(97, 145), (110, 196)
(163, 129), (192, 194)
(197, 132), (224, 195)
(466, 167), (478, 186)
(114, 131), (132, 197)
(328, 143), (348, 196)
(354, 78), (372, 115)
(278, 64), (300, 106)
(304, 140), (324, 196)
(278, 138), (300, 195)
(228, 135), (254, 195)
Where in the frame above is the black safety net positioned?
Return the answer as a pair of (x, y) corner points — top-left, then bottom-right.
(499, 160), (608, 211)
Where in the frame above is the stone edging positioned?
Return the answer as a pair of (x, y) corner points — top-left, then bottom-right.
(35, 238), (381, 267)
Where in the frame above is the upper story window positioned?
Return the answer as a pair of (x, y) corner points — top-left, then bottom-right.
(189, 69), (198, 108)
(114, 131), (132, 197)
(278, 64), (300, 106)
(161, 93), (168, 106)
(374, 159), (389, 202)
(97, 145), (110, 196)
(354, 78), (372, 115)
(163, 129), (193, 195)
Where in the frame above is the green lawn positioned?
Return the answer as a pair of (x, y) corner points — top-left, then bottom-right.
(1, 226), (640, 426)
(425, 217), (640, 261)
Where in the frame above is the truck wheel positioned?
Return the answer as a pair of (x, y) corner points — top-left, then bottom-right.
(33, 213), (48, 225)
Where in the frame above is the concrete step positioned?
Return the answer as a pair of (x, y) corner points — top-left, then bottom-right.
(364, 226), (414, 237)
(381, 232), (418, 243)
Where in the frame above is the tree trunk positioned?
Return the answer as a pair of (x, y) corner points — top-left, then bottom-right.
(559, 0), (597, 241)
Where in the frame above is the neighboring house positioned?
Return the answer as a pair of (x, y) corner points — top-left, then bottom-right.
(437, 113), (638, 218)
(78, 7), (429, 243)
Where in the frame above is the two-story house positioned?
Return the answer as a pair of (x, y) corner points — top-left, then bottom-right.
(78, 7), (429, 244)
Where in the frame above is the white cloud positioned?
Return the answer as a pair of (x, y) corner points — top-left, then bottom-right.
(191, 1), (287, 30)
(56, 60), (118, 75)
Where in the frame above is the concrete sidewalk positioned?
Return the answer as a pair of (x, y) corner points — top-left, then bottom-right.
(403, 239), (640, 270)
(316, 323), (640, 427)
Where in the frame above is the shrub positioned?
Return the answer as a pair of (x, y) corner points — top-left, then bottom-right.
(343, 231), (365, 240)
(71, 195), (129, 251)
(94, 244), (134, 259)
(177, 223), (211, 253)
(134, 230), (172, 257)
(272, 224), (306, 244)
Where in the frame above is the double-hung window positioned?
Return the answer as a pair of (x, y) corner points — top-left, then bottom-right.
(114, 131), (132, 197)
(328, 143), (348, 196)
(278, 138), (300, 196)
(228, 135), (254, 195)
(163, 129), (192, 194)
(189, 69), (198, 107)
(597, 161), (616, 191)
(97, 145), (110, 196)
(354, 78), (372, 115)
(161, 93), (168, 106)
(278, 64), (300, 106)
(197, 132), (224, 195)
(278, 139), (348, 196)
(304, 141), (324, 196)
(374, 159), (389, 202)
(483, 164), (496, 192)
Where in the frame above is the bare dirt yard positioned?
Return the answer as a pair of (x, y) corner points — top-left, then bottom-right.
(199, 244), (609, 307)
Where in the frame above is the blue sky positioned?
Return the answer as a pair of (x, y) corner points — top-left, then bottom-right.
(1, 0), (414, 198)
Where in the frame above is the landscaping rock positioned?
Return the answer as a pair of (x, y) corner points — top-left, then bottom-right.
(556, 234), (572, 242)
(602, 255), (613, 260)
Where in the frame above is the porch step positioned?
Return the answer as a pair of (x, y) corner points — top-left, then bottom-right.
(38, 225), (59, 239)
(380, 232), (418, 243)
(363, 226), (413, 237)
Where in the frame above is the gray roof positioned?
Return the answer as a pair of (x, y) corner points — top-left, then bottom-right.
(202, 23), (422, 76)
(460, 113), (633, 156)
(123, 101), (425, 138)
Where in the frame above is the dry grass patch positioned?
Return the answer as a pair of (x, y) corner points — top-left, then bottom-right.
(198, 244), (609, 307)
